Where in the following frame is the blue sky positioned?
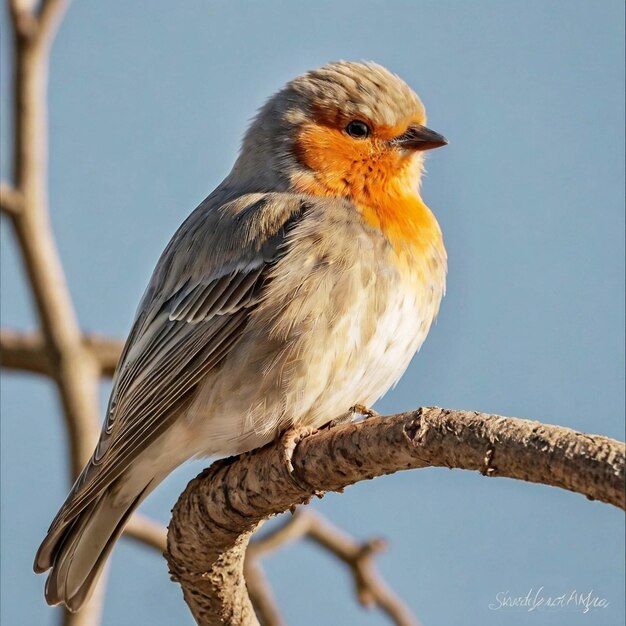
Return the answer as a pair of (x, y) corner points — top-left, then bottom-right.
(1, 1), (624, 625)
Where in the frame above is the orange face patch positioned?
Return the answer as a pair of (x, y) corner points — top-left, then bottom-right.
(292, 120), (441, 251)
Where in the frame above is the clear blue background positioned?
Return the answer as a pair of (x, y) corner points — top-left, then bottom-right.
(1, 1), (624, 625)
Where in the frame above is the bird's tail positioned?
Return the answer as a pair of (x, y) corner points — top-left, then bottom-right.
(34, 475), (157, 612)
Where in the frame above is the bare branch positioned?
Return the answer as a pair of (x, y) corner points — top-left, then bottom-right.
(1, 328), (123, 377)
(124, 514), (168, 553)
(305, 512), (417, 626)
(36, 0), (69, 52)
(0, 182), (24, 216)
(166, 408), (625, 626)
(8, 0), (69, 46)
(244, 560), (286, 626)
(8, 0), (37, 12)
(6, 1), (103, 623)
(7, 0), (38, 39)
(248, 510), (417, 626)
(247, 512), (311, 560)
(7, 0), (99, 476)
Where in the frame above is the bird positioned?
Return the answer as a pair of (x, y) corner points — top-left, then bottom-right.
(34, 61), (448, 611)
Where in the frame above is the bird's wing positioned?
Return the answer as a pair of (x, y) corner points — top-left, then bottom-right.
(51, 191), (308, 525)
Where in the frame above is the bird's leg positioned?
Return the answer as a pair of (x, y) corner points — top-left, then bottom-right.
(280, 425), (318, 474)
(280, 405), (380, 473)
(320, 403), (380, 430)
(350, 403), (380, 419)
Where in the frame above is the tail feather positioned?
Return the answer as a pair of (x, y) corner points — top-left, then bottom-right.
(35, 478), (155, 612)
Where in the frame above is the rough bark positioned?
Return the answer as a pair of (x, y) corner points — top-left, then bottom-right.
(166, 407), (625, 626)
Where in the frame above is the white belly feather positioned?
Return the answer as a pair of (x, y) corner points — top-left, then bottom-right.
(186, 250), (444, 457)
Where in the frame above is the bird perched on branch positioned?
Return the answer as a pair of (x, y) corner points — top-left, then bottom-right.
(35, 61), (448, 610)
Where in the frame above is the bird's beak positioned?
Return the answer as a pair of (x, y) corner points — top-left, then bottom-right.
(392, 125), (448, 151)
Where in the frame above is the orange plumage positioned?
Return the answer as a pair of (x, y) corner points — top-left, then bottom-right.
(293, 117), (443, 254)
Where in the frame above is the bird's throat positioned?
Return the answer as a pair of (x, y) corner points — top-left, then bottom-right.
(357, 185), (443, 253)
(293, 166), (442, 253)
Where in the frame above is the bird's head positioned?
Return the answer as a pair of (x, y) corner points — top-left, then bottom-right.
(232, 61), (447, 206)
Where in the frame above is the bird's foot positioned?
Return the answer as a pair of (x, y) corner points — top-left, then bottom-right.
(350, 403), (379, 419)
(281, 425), (318, 474)
(319, 403), (380, 430)
(280, 405), (379, 473)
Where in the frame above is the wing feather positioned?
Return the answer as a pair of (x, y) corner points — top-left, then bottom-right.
(48, 192), (308, 528)
(168, 265), (265, 323)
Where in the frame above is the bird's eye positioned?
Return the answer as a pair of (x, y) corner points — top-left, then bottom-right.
(346, 120), (371, 139)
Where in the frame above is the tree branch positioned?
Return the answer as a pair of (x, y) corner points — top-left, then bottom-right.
(6, 1), (102, 623)
(243, 560), (285, 626)
(7, 0), (100, 478)
(248, 509), (418, 626)
(36, 0), (69, 52)
(1, 328), (123, 377)
(0, 182), (24, 216)
(166, 407), (625, 626)
(124, 513), (168, 553)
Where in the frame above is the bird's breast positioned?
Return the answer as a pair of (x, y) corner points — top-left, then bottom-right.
(188, 200), (446, 455)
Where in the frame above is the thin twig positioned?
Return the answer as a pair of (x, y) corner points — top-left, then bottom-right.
(244, 560), (286, 626)
(37, 0), (69, 51)
(248, 510), (418, 626)
(6, 0), (103, 624)
(0, 182), (24, 216)
(247, 512), (312, 560)
(1, 328), (123, 377)
(124, 514), (168, 553)
(7, 0), (100, 477)
(304, 512), (418, 626)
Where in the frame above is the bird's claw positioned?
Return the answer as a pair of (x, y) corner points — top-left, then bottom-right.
(281, 405), (379, 473)
(281, 426), (318, 473)
(319, 403), (380, 430)
(349, 403), (379, 419)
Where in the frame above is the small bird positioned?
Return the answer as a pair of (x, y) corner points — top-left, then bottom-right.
(34, 61), (448, 610)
